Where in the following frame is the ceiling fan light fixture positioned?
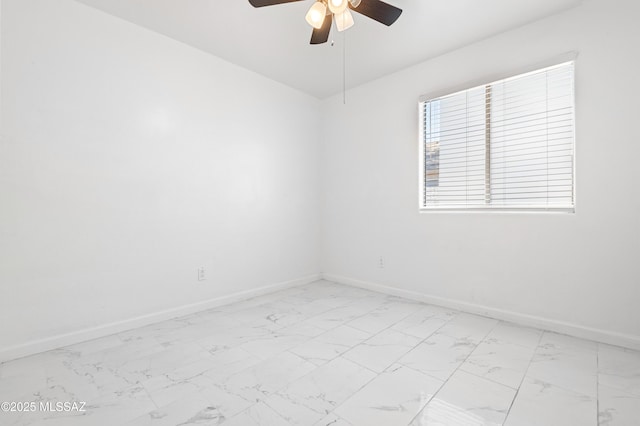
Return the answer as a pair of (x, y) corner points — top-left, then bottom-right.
(247, 0), (403, 45)
(328, 0), (348, 15)
(335, 9), (354, 32)
(305, 1), (327, 29)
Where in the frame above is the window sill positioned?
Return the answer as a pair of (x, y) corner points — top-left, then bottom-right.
(419, 206), (575, 214)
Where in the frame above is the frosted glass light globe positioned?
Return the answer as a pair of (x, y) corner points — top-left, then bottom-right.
(328, 0), (348, 14)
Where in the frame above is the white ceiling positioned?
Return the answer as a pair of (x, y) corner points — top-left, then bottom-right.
(74, 0), (583, 98)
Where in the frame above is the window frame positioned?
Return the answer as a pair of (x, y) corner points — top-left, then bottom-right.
(418, 53), (578, 214)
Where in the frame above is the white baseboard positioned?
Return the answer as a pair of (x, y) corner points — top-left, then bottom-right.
(0, 274), (321, 364)
(322, 273), (640, 351)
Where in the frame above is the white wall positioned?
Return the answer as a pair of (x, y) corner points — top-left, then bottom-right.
(320, 0), (640, 347)
(2, 0), (638, 359)
(0, 0), (320, 357)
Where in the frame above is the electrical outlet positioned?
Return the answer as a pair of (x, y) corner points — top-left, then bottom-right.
(197, 266), (206, 281)
(378, 256), (384, 269)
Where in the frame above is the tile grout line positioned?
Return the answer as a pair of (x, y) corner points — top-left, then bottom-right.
(281, 295), (415, 368)
(339, 309), (457, 362)
(221, 289), (428, 425)
(502, 329), (547, 425)
(142, 282), (440, 415)
(231, 398), (292, 425)
(279, 300), (462, 424)
(194, 286), (387, 385)
(457, 367), (520, 392)
(176, 287), (361, 425)
(207, 288), (410, 376)
(270, 354), (380, 424)
(337, 309), (458, 376)
(307, 303), (460, 420)
(405, 318), (502, 425)
(502, 331), (601, 398)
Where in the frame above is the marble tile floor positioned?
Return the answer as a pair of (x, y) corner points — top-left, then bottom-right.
(1, 280), (639, 426)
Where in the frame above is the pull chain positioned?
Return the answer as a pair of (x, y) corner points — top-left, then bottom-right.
(343, 30), (346, 105)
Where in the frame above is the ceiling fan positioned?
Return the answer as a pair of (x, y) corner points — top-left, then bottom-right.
(248, 0), (403, 45)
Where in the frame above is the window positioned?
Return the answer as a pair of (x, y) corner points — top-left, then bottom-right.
(419, 62), (575, 211)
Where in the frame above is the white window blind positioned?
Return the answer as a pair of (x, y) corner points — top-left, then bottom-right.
(420, 62), (575, 211)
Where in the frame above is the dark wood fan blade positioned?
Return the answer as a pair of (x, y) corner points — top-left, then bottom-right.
(248, 0), (305, 7)
(310, 14), (332, 44)
(350, 0), (402, 26)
